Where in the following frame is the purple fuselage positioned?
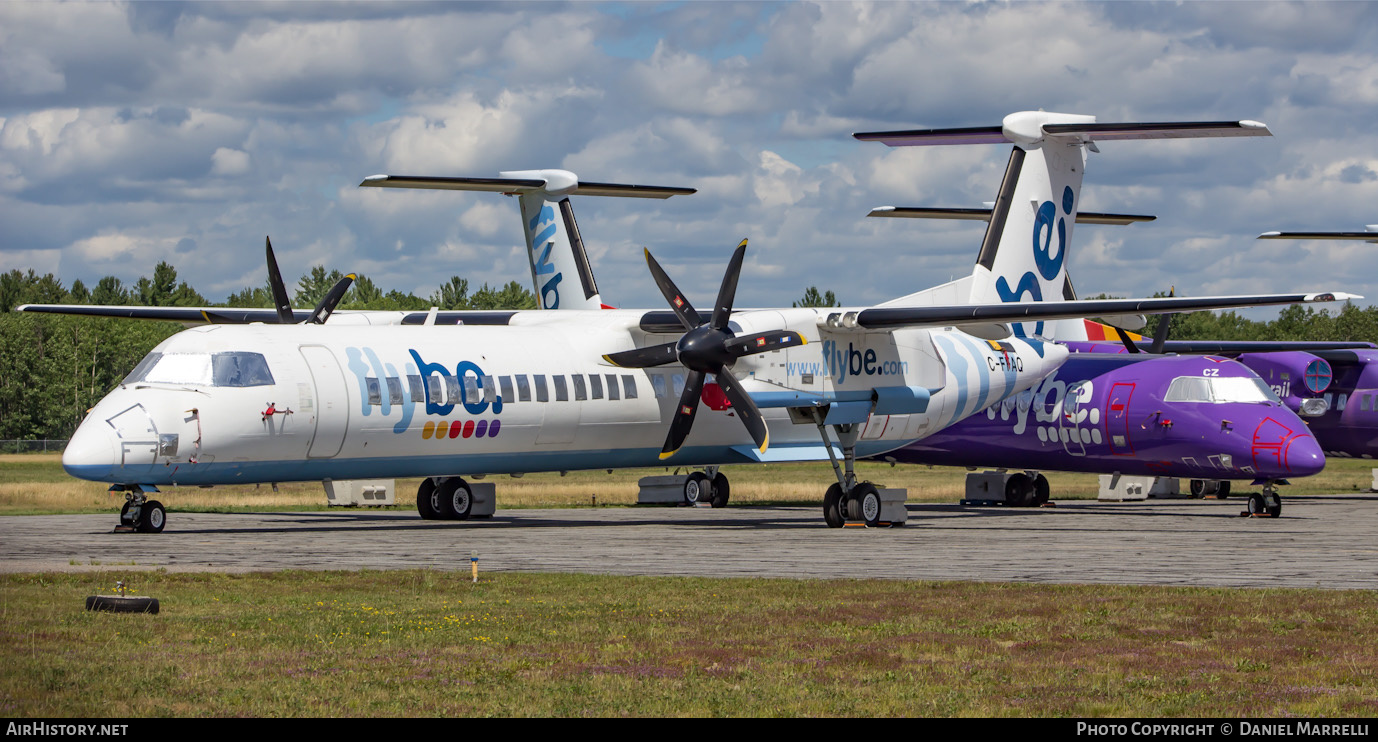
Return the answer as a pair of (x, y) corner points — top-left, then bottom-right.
(889, 352), (1323, 480)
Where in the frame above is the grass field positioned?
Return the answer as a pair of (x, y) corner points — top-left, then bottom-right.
(2, 453), (1375, 516)
(3, 454), (1378, 717)
(2, 570), (1376, 717)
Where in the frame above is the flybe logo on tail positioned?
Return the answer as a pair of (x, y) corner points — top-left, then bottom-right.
(528, 204), (563, 309)
(996, 185), (1074, 340)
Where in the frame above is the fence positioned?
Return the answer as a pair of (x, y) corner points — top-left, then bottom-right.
(0, 440), (69, 454)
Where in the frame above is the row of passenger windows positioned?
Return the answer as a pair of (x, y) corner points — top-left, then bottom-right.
(364, 372), (695, 407)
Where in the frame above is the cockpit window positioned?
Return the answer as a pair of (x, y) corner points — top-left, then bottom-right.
(1165, 375), (1278, 404)
(212, 352), (275, 387)
(125, 352), (274, 387)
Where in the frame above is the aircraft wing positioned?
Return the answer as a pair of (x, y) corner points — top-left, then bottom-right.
(852, 292), (1360, 330)
(14, 304), (520, 326)
(1259, 231), (1378, 243)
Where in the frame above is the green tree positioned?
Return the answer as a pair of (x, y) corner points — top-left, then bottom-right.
(793, 286), (839, 308)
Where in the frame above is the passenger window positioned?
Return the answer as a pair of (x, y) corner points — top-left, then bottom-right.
(499, 376), (514, 404)
(651, 374), (667, 399)
(427, 376), (444, 404)
(622, 375), (638, 400)
(464, 376), (480, 405)
(606, 374), (620, 401)
(516, 375), (531, 402)
(408, 375), (424, 403)
(366, 378), (382, 406)
(534, 375), (549, 403)
(554, 375), (569, 402)
(386, 377), (403, 406)
(482, 376), (496, 403)
(672, 373), (686, 396)
(573, 374), (588, 401)
(590, 374), (604, 400)
(445, 377), (461, 405)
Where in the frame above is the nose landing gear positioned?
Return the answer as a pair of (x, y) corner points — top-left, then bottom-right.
(112, 486), (166, 533)
(1244, 480), (1284, 518)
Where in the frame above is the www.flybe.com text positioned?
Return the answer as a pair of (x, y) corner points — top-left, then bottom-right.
(787, 340), (909, 382)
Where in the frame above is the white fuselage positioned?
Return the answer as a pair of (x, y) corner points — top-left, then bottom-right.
(62, 308), (1066, 486)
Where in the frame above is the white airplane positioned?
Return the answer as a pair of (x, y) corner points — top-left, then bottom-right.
(20, 115), (1358, 534)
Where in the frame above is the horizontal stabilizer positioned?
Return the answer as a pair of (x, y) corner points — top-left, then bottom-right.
(1159, 340), (1378, 354)
(868, 206), (1155, 225)
(853, 292), (1359, 331)
(1259, 230), (1378, 243)
(360, 171), (694, 199)
(855, 111), (1270, 148)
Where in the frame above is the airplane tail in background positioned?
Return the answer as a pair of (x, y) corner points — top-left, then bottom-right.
(856, 111), (1271, 340)
(361, 170), (694, 310)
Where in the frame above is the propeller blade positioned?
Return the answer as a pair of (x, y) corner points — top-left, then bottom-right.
(709, 239), (747, 331)
(715, 369), (769, 455)
(644, 248), (701, 331)
(724, 329), (807, 359)
(306, 273), (355, 325)
(1115, 326), (1142, 354)
(660, 370), (705, 459)
(604, 342), (679, 368)
(1149, 287), (1174, 354)
(265, 237), (295, 324)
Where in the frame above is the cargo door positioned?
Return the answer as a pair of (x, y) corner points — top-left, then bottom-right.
(1107, 382), (1135, 456)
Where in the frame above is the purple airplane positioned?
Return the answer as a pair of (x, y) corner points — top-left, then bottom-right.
(854, 111), (1347, 517)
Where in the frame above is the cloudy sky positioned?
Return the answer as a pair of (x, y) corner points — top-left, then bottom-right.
(3, 1), (1377, 315)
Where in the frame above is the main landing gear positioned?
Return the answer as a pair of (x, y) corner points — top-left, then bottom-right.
(810, 410), (894, 528)
(112, 487), (165, 534)
(416, 477), (475, 520)
(683, 467), (731, 508)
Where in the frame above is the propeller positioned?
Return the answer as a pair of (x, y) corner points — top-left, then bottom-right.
(264, 236), (356, 325)
(1147, 286), (1175, 354)
(603, 240), (807, 459)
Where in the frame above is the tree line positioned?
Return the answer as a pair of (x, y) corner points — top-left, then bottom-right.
(2, 270), (1376, 441)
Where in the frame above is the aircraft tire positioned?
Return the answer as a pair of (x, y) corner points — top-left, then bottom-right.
(438, 478), (473, 520)
(823, 483), (845, 528)
(119, 500), (135, 527)
(1005, 474), (1034, 507)
(86, 595), (160, 614)
(710, 473), (730, 508)
(855, 483), (882, 527)
(684, 472), (711, 506)
(416, 479), (441, 520)
(1032, 474), (1051, 506)
(137, 501), (166, 533)
(1190, 479), (1205, 497)
(1247, 493), (1280, 517)
(1218, 481), (1231, 499)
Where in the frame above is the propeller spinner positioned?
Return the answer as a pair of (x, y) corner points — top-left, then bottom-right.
(604, 240), (807, 459)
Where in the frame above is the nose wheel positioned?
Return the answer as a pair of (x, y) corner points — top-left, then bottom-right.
(1244, 481), (1283, 518)
(114, 489), (165, 533)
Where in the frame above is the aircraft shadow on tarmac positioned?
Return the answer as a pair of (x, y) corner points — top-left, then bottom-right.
(140, 496), (1327, 536)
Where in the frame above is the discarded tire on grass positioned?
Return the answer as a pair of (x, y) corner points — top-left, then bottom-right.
(85, 595), (159, 614)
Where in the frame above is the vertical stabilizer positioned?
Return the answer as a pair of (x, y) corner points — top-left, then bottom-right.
(359, 170), (695, 310)
(855, 111), (1270, 340)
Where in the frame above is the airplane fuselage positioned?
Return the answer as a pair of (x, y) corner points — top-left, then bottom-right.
(63, 309), (1068, 487)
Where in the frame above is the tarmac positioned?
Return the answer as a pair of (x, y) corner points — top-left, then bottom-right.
(3, 495), (1377, 589)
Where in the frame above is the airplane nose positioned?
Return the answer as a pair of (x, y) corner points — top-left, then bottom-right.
(1285, 434), (1326, 478)
(62, 421), (117, 482)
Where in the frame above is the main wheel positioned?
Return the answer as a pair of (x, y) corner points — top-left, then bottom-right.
(1032, 473), (1051, 506)
(416, 479), (441, 520)
(137, 500), (166, 533)
(119, 500), (135, 527)
(823, 483), (845, 528)
(710, 472), (730, 508)
(437, 478), (473, 520)
(1218, 481), (1232, 499)
(1005, 473), (1034, 507)
(684, 472), (711, 505)
(1190, 479), (1206, 497)
(854, 483), (882, 527)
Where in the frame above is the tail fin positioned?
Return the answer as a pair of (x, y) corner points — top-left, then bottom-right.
(360, 170), (694, 310)
(856, 111), (1270, 339)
